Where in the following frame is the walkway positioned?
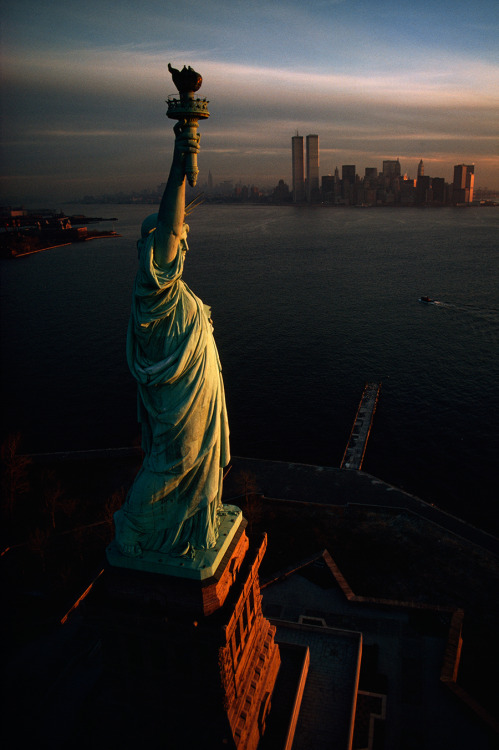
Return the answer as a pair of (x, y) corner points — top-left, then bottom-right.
(223, 456), (499, 557)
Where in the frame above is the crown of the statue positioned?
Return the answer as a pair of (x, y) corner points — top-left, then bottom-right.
(168, 64), (202, 93)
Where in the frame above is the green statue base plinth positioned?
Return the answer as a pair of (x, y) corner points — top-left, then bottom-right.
(106, 504), (242, 580)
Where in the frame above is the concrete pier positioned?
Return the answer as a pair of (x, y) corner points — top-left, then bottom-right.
(340, 382), (381, 470)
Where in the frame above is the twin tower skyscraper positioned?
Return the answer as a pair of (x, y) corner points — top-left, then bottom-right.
(292, 133), (319, 203)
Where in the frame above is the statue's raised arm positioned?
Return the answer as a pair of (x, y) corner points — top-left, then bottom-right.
(143, 62), (208, 267)
(153, 122), (200, 267)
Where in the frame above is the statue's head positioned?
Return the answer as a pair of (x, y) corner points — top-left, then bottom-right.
(141, 214), (189, 240)
(141, 213), (158, 238)
(139, 215), (189, 257)
(180, 223), (189, 256)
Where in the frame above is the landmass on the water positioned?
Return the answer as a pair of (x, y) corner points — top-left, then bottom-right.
(0, 209), (120, 258)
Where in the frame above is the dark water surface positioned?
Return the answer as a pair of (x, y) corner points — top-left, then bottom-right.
(2, 204), (498, 532)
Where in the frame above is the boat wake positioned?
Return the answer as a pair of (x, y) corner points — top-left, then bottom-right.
(424, 300), (499, 351)
(436, 301), (499, 319)
(419, 298), (499, 319)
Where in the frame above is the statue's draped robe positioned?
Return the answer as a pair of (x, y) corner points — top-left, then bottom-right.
(114, 231), (230, 555)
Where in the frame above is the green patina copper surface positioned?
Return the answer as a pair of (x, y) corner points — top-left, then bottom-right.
(108, 505), (242, 579)
(111, 66), (232, 567)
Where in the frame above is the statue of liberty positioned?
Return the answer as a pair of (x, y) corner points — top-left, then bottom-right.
(113, 83), (230, 559)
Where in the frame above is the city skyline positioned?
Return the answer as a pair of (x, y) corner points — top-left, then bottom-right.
(289, 140), (479, 205)
(75, 155), (490, 206)
(2, 0), (498, 204)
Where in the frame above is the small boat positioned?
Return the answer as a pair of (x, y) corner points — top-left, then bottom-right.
(418, 296), (432, 303)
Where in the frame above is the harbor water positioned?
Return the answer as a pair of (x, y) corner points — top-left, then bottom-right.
(1, 204), (498, 533)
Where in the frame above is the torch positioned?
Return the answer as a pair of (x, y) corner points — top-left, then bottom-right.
(167, 64), (210, 188)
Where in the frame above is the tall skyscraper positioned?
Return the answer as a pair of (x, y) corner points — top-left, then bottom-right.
(417, 159), (424, 177)
(453, 164), (474, 204)
(382, 159), (401, 178)
(291, 135), (305, 202)
(432, 177), (446, 204)
(341, 165), (356, 203)
(342, 165), (356, 183)
(465, 165), (475, 203)
(416, 175), (431, 204)
(306, 134), (320, 202)
(321, 175), (335, 203)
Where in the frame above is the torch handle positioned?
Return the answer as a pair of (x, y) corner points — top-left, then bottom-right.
(184, 120), (199, 188)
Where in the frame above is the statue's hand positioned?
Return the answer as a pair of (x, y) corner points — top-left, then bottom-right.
(172, 120), (201, 186)
(174, 121), (200, 155)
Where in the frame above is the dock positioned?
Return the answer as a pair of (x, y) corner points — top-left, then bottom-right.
(340, 382), (381, 470)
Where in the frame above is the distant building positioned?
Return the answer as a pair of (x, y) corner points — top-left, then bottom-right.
(272, 179), (291, 203)
(291, 135), (305, 202)
(432, 177), (446, 204)
(453, 164), (474, 204)
(341, 165), (356, 184)
(341, 165), (356, 204)
(306, 134), (320, 202)
(1, 207), (28, 219)
(400, 177), (416, 205)
(321, 175), (336, 203)
(416, 175), (432, 204)
(382, 159), (401, 178)
(418, 159), (424, 177)
(218, 179), (234, 196)
(362, 168), (379, 204)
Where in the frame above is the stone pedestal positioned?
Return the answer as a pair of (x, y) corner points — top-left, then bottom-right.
(84, 511), (280, 750)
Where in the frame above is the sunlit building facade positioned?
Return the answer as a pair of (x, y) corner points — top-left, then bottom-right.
(453, 164), (474, 204)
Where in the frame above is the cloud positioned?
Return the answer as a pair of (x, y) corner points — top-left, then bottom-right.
(2, 27), (498, 201)
(5, 44), (499, 99)
(6, 51), (497, 147)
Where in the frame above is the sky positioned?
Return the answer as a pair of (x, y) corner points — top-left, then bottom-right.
(1, 0), (498, 203)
